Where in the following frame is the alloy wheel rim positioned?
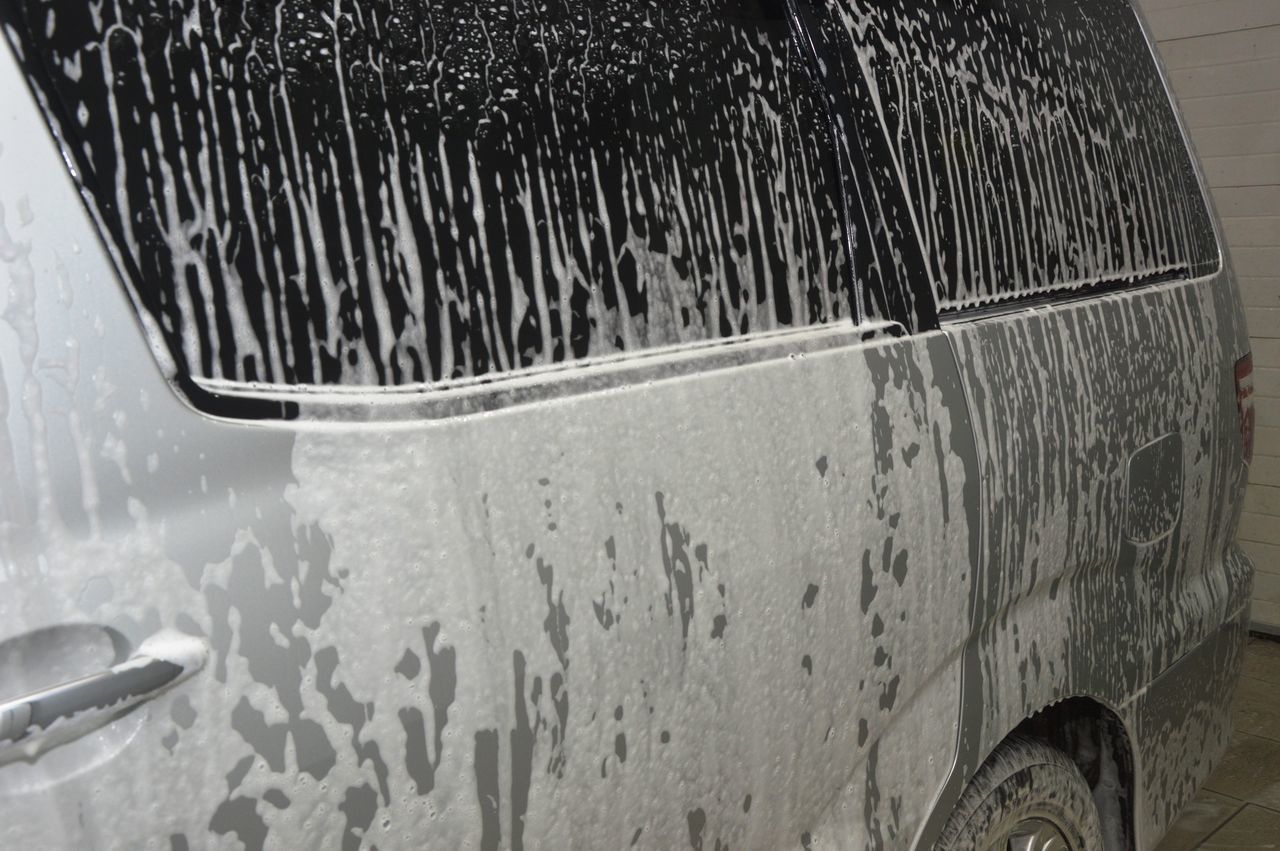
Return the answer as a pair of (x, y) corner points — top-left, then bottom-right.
(1006, 817), (1071, 851)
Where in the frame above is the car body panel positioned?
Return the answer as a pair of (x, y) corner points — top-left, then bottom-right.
(937, 274), (1253, 847)
(0, 0), (1255, 849)
(1128, 604), (1248, 847)
(0, 45), (984, 845)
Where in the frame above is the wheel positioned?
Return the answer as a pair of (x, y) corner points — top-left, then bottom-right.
(936, 735), (1104, 851)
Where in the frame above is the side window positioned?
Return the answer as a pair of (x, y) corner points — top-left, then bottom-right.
(826, 0), (1220, 311)
(3, 0), (853, 392)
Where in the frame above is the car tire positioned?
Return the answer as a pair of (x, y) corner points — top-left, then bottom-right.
(936, 734), (1104, 851)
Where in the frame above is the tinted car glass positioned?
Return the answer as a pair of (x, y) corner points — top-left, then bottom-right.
(827, 0), (1220, 310)
(3, 0), (850, 389)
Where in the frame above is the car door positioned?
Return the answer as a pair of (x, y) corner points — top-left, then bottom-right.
(0, 1), (983, 848)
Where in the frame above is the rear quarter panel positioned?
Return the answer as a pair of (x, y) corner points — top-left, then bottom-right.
(941, 269), (1252, 847)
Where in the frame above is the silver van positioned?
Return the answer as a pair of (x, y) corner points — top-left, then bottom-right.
(0, 0), (1256, 848)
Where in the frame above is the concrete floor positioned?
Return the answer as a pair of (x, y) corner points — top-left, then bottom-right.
(1157, 636), (1280, 849)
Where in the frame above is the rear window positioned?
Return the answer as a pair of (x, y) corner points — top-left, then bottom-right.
(2, 0), (850, 390)
(827, 0), (1220, 310)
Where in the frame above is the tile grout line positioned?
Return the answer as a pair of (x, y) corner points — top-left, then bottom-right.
(1233, 725), (1280, 746)
(1194, 801), (1247, 848)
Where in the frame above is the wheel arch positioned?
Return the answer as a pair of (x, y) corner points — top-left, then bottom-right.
(914, 688), (1139, 850)
(1010, 695), (1137, 851)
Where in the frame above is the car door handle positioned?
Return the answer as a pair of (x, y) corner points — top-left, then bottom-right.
(0, 630), (206, 763)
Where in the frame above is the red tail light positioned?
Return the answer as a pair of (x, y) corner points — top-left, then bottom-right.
(1236, 353), (1256, 467)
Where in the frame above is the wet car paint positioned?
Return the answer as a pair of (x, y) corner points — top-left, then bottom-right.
(0, 107), (978, 842)
(0, 0), (1256, 849)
